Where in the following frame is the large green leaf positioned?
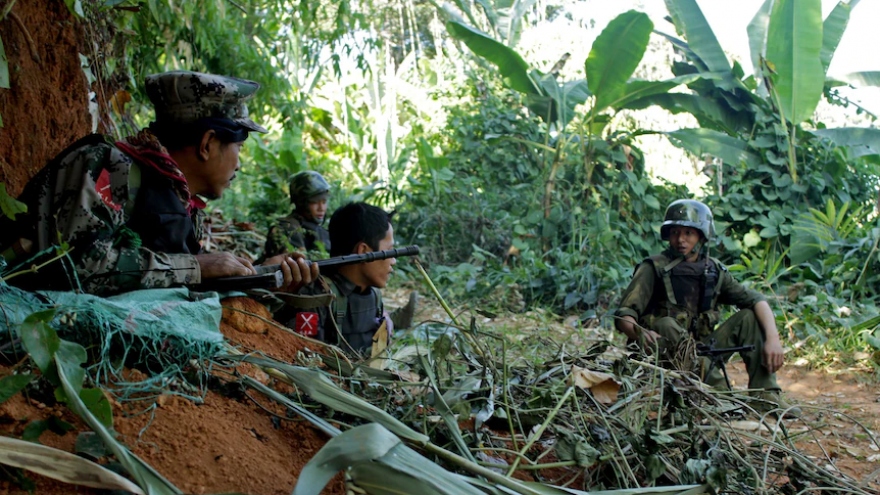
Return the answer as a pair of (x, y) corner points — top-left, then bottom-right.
(0, 436), (145, 494)
(57, 364), (182, 495)
(765, 0), (824, 125)
(231, 355), (430, 444)
(446, 21), (540, 95)
(625, 93), (749, 135)
(528, 74), (590, 126)
(611, 74), (700, 110)
(294, 424), (485, 495)
(820, 0), (859, 74)
(665, 128), (761, 167)
(18, 310), (60, 374)
(811, 127), (880, 157)
(585, 10), (652, 113)
(664, 0), (730, 74)
(746, 0), (773, 79)
(496, 0), (538, 47)
(840, 71), (880, 87)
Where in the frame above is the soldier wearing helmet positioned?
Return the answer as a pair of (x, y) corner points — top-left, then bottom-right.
(262, 170), (332, 259)
(614, 199), (800, 418)
(0, 71), (317, 295)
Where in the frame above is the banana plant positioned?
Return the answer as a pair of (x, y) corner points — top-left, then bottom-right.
(444, 9), (699, 249)
(641, 0), (877, 182)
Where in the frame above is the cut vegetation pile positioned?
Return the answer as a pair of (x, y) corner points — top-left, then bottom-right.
(0, 220), (877, 495)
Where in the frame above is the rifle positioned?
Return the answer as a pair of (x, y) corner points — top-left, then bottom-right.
(188, 245), (420, 292)
(697, 339), (755, 391)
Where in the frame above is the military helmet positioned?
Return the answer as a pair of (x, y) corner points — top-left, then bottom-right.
(289, 171), (330, 205)
(660, 199), (715, 241)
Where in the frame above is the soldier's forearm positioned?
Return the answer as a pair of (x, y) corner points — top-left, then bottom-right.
(753, 300), (781, 343)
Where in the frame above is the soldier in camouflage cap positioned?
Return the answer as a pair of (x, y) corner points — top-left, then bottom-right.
(613, 199), (800, 418)
(0, 70), (317, 296)
(145, 71), (268, 133)
(262, 170), (332, 260)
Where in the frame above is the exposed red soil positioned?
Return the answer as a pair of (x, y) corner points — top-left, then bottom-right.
(728, 362), (880, 488)
(0, 298), (345, 495)
(0, 0), (91, 197)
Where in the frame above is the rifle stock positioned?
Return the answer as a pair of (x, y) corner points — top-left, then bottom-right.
(188, 245), (420, 292)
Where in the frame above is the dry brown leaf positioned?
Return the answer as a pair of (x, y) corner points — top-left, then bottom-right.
(569, 366), (619, 405)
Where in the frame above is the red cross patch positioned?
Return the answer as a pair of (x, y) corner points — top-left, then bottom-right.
(295, 312), (319, 337)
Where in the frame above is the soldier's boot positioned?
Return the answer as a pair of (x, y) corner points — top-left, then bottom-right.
(390, 291), (419, 330)
(750, 390), (802, 419)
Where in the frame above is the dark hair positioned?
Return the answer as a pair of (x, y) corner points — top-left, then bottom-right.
(328, 202), (393, 257)
(149, 117), (249, 151)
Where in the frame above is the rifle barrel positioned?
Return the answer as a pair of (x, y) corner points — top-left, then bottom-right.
(190, 245), (420, 292)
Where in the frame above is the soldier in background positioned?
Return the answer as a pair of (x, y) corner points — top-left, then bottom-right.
(278, 202), (395, 355)
(0, 71), (317, 295)
(262, 170), (331, 259)
(614, 199), (801, 418)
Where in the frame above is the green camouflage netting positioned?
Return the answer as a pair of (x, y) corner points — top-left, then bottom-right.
(0, 282), (225, 401)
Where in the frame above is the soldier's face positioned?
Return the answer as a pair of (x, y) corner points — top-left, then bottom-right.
(307, 198), (328, 222)
(361, 224), (396, 289)
(204, 140), (244, 200)
(669, 226), (702, 259)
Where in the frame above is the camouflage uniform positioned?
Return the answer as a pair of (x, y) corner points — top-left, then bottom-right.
(616, 254), (780, 390)
(275, 270), (384, 356)
(263, 212), (330, 257)
(0, 71), (267, 295)
(262, 170), (331, 259)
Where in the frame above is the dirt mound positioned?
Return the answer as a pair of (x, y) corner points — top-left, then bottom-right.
(0, 297), (344, 495)
(0, 0), (91, 196)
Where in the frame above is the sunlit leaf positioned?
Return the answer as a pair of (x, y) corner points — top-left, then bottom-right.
(839, 71), (880, 88)
(446, 21), (540, 95)
(811, 127), (880, 158)
(665, 129), (761, 167)
(765, 0), (824, 125)
(586, 10), (653, 112)
(664, 0), (731, 76)
(821, 0), (859, 74)
(746, 0), (772, 78)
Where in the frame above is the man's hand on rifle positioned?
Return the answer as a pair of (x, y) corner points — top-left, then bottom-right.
(262, 252), (319, 292)
(196, 252), (256, 279)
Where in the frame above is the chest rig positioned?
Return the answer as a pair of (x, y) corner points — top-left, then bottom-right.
(643, 254), (723, 336)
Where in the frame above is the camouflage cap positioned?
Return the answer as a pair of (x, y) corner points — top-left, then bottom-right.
(144, 71), (268, 133)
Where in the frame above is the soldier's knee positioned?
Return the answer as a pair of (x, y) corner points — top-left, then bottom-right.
(651, 317), (687, 342)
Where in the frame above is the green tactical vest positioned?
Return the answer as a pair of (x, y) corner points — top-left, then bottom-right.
(641, 254), (725, 337)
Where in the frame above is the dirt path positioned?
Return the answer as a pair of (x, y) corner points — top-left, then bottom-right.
(727, 362), (880, 486)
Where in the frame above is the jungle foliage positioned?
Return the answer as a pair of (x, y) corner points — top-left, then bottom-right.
(3, 0), (880, 359)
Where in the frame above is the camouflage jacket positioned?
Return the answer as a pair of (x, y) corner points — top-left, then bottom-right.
(1, 132), (202, 295)
(262, 211), (330, 259)
(615, 251), (765, 333)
